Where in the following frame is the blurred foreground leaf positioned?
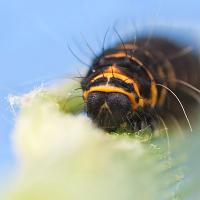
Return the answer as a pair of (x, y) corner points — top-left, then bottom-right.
(1, 81), (200, 200)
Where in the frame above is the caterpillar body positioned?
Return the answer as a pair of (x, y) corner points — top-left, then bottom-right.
(81, 36), (200, 132)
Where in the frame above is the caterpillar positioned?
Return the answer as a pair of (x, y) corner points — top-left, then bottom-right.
(81, 34), (200, 132)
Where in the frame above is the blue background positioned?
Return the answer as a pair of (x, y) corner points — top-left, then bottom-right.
(0, 0), (200, 179)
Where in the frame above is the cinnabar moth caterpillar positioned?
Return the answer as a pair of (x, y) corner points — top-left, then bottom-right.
(81, 36), (200, 132)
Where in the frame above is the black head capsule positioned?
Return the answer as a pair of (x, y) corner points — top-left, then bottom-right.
(86, 92), (133, 131)
(82, 64), (147, 131)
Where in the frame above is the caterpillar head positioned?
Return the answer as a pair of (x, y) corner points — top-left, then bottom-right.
(82, 66), (144, 131)
(86, 91), (134, 131)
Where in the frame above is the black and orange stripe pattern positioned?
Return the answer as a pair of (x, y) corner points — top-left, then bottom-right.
(81, 37), (200, 131)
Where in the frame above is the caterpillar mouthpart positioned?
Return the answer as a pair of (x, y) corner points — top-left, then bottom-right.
(86, 91), (136, 131)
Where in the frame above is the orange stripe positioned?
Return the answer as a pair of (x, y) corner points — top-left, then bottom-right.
(117, 44), (138, 50)
(104, 65), (122, 74)
(90, 66), (141, 98)
(105, 52), (144, 66)
(150, 82), (158, 107)
(83, 85), (144, 110)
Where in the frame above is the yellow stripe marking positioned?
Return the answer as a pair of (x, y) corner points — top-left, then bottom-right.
(90, 66), (141, 98)
(105, 52), (144, 66)
(83, 85), (144, 110)
(117, 44), (138, 50)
